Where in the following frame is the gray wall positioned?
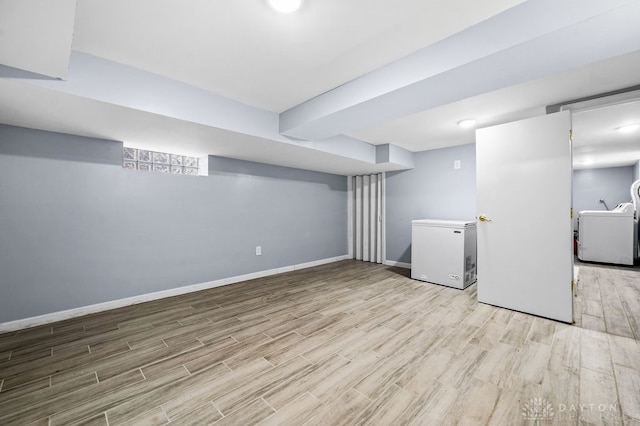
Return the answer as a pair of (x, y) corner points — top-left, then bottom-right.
(385, 144), (477, 264)
(0, 125), (347, 323)
(634, 160), (640, 181)
(573, 165), (635, 229)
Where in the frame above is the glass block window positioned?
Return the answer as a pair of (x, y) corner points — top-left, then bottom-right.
(123, 147), (137, 161)
(153, 152), (169, 165)
(170, 154), (183, 166)
(138, 149), (152, 163)
(138, 163), (152, 172)
(184, 156), (198, 168)
(122, 147), (200, 175)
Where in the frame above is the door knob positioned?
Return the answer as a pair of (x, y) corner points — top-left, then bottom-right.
(479, 214), (492, 222)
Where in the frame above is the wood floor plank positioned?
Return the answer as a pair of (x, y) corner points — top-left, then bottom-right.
(162, 358), (272, 420)
(0, 372), (96, 413)
(548, 323), (581, 373)
(526, 317), (557, 346)
(436, 343), (487, 390)
(301, 329), (367, 364)
(488, 380), (540, 426)
(223, 332), (303, 370)
(49, 366), (189, 426)
(504, 340), (552, 387)
(0, 260), (637, 425)
(262, 353), (350, 410)
(338, 326), (395, 360)
(438, 324), (480, 354)
(231, 314), (299, 342)
(499, 316), (533, 348)
(352, 384), (414, 425)
(262, 313), (323, 339)
(617, 284), (640, 340)
(168, 402), (222, 426)
(73, 413), (109, 426)
(581, 328), (614, 376)
(258, 392), (322, 426)
(184, 334), (272, 374)
(461, 303), (496, 328)
(0, 340), (131, 390)
(581, 313), (607, 333)
(105, 363), (229, 425)
(579, 367), (622, 424)
(264, 329), (333, 367)
(0, 376), (50, 404)
(198, 316), (269, 344)
(115, 407), (168, 426)
(608, 333), (640, 371)
(1, 347), (52, 368)
(442, 377), (500, 425)
(473, 341), (518, 388)
(296, 312), (350, 337)
(613, 364), (640, 423)
(402, 383), (461, 425)
(395, 349), (453, 395)
(353, 349), (422, 400)
(0, 369), (145, 425)
(210, 398), (273, 426)
(141, 336), (236, 378)
(404, 325), (452, 356)
(308, 350), (383, 404)
(583, 299), (605, 318)
(303, 388), (372, 426)
(213, 355), (312, 415)
(540, 368), (579, 420)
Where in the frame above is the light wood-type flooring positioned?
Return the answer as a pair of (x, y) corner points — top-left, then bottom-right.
(1, 260), (639, 425)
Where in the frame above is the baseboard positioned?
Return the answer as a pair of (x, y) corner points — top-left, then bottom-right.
(0, 255), (350, 333)
(383, 260), (411, 269)
(294, 255), (350, 270)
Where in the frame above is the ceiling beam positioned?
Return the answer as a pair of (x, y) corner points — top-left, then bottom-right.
(279, 0), (640, 141)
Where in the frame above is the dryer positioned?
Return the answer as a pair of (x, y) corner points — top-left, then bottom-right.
(577, 203), (634, 265)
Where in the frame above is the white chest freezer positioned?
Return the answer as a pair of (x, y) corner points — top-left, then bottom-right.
(411, 219), (477, 289)
(578, 202), (635, 265)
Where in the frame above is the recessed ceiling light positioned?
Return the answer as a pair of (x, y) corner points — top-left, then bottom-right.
(458, 119), (476, 129)
(268, 0), (302, 13)
(581, 159), (595, 165)
(616, 124), (639, 133)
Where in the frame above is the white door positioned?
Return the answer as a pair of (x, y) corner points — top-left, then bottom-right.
(476, 111), (573, 323)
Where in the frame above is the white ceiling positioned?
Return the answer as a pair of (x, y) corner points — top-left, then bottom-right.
(71, 0), (524, 113)
(572, 98), (640, 170)
(0, 0), (639, 174)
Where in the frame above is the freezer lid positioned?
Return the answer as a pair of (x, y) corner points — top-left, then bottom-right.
(411, 219), (476, 228)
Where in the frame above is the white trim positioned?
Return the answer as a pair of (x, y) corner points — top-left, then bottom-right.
(383, 260), (411, 269)
(347, 176), (354, 259)
(293, 255), (350, 270)
(370, 175), (377, 262)
(0, 255), (350, 333)
(381, 172), (387, 264)
(355, 176), (363, 260)
(362, 175), (370, 262)
(380, 172), (387, 263)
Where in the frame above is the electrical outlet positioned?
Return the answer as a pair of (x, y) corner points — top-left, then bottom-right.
(255, 246), (261, 256)
(454, 160), (461, 169)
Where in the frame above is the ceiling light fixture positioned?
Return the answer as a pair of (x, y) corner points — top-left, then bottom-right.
(616, 124), (639, 133)
(268, 0), (302, 13)
(458, 119), (477, 129)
